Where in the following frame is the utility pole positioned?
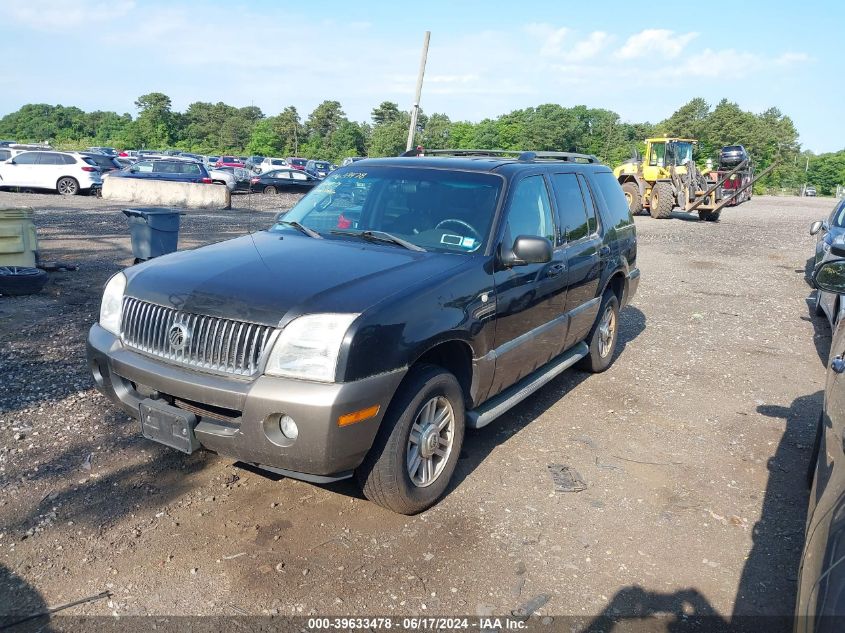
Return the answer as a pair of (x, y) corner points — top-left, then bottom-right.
(406, 31), (431, 152)
(802, 155), (809, 196)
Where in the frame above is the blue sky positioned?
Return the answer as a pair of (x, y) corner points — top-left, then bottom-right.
(0, 0), (841, 152)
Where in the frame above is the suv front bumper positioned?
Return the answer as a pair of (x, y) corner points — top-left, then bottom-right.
(87, 324), (406, 481)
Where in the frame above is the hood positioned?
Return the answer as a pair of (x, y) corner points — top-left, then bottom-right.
(124, 231), (467, 326)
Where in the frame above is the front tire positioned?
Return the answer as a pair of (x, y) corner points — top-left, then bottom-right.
(57, 177), (79, 196)
(356, 364), (465, 514)
(649, 182), (674, 219)
(263, 185), (276, 195)
(577, 291), (620, 373)
(622, 182), (643, 215)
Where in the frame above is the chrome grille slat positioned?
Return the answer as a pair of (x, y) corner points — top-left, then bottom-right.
(120, 297), (275, 377)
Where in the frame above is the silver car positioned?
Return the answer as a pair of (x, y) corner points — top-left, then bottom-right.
(811, 197), (845, 326)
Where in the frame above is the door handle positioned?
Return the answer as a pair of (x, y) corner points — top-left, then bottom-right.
(833, 356), (845, 374)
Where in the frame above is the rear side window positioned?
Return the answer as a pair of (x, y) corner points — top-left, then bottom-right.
(576, 174), (599, 235)
(591, 171), (634, 229)
(506, 175), (555, 242)
(64, 155), (78, 165)
(550, 173), (589, 243)
(181, 163), (201, 175)
(135, 161), (154, 173)
(38, 153), (64, 165)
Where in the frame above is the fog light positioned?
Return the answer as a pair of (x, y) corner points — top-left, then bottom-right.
(280, 415), (298, 440)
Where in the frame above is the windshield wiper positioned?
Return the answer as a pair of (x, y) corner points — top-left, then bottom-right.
(277, 220), (321, 239)
(330, 229), (425, 252)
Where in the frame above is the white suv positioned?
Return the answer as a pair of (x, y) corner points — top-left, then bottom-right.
(259, 157), (288, 173)
(0, 150), (102, 195)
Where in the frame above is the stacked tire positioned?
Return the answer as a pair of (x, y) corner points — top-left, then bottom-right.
(0, 267), (48, 296)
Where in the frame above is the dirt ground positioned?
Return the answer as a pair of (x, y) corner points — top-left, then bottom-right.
(0, 191), (835, 629)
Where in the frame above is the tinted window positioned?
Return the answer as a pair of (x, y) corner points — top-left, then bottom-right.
(506, 175), (555, 243)
(0, 150), (10, 160)
(14, 152), (40, 164)
(63, 155), (79, 165)
(577, 174), (599, 235)
(831, 199), (845, 227)
(38, 153), (64, 165)
(134, 161), (154, 173)
(181, 163), (201, 175)
(280, 166), (502, 253)
(268, 170), (290, 179)
(592, 171), (634, 229)
(551, 173), (589, 242)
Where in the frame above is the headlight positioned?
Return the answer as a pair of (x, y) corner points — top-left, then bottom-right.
(99, 272), (126, 336)
(264, 313), (359, 382)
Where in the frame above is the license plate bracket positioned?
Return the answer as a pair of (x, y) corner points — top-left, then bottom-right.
(139, 399), (199, 454)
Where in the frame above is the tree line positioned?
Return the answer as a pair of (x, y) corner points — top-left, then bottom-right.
(0, 92), (840, 193)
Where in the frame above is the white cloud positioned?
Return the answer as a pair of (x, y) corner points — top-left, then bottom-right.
(0, 0), (135, 31)
(616, 29), (698, 59)
(569, 32), (611, 61)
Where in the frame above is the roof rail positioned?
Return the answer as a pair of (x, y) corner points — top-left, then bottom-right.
(415, 148), (600, 163)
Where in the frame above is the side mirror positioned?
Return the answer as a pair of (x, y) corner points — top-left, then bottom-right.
(503, 235), (553, 267)
(815, 260), (845, 293)
(810, 221), (824, 235)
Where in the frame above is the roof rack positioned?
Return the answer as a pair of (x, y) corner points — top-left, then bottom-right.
(406, 148), (599, 164)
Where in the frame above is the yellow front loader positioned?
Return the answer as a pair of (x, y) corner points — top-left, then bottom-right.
(614, 137), (721, 221)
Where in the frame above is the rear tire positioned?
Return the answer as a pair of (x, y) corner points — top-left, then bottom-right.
(577, 291), (620, 373)
(649, 182), (674, 219)
(356, 364), (465, 514)
(263, 185), (276, 195)
(57, 177), (79, 196)
(621, 182), (643, 215)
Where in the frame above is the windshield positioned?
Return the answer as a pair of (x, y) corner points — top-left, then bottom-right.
(274, 166), (503, 254)
(673, 142), (694, 165)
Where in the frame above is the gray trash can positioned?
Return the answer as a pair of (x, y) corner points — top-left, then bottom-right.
(122, 208), (183, 262)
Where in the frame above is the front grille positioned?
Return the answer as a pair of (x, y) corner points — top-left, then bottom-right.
(120, 297), (276, 377)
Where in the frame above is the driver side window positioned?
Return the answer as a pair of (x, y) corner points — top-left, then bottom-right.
(505, 175), (555, 243)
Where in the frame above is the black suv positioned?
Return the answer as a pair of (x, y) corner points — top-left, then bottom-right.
(87, 150), (640, 513)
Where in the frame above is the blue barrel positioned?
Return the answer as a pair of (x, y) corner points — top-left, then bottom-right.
(122, 208), (183, 261)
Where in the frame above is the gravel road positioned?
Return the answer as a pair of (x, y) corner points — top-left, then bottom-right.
(0, 190), (834, 629)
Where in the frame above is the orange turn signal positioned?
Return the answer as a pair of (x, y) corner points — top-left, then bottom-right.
(338, 405), (380, 427)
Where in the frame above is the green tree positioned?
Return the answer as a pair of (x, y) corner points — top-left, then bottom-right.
(371, 101), (402, 126)
(133, 92), (176, 148)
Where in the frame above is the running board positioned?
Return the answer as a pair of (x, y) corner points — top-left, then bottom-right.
(466, 342), (589, 429)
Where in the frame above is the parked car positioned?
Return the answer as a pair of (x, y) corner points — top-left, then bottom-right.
(215, 155), (245, 168)
(0, 150), (102, 195)
(0, 140), (16, 148)
(207, 167), (237, 192)
(286, 157), (307, 171)
(79, 151), (123, 174)
(213, 166), (252, 192)
(87, 151), (639, 513)
(810, 199), (845, 326)
(87, 146), (118, 156)
(341, 156), (366, 167)
(799, 249), (845, 629)
(178, 152), (204, 162)
(259, 157), (288, 173)
(305, 159), (331, 178)
(115, 157), (135, 169)
(718, 145), (749, 167)
(109, 158), (213, 184)
(250, 168), (321, 194)
(807, 186), (818, 197)
(118, 150), (139, 159)
(245, 156), (264, 172)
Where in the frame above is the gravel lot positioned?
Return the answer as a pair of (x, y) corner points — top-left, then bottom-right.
(0, 191), (834, 629)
